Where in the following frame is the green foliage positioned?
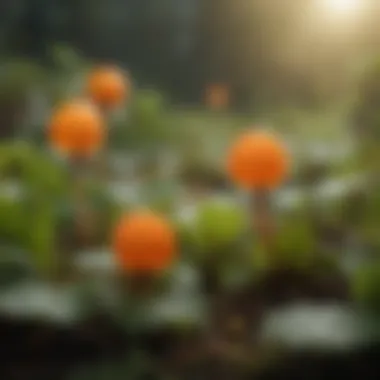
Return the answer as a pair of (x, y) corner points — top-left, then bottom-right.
(192, 200), (247, 253)
(361, 191), (380, 224)
(272, 218), (316, 268)
(50, 44), (88, 72)
(296, 160), (330, 186)
(0, 198), (58, 276)
(112, 89), (173, 150)
(46, 44), (91, 104)
(352, 58), (380, 140)
(348, 189), (380, 247)
(25, 203), (57, 274)
(0, 142), (67, 274)
(0, 59), (43, 100)
(55, 178), (122, 251)
(0, 59), (45, 138)
(0, 246), (35, 288)
(0, 142), (68, 197)
(352, 261), (380, 313)
(327, 189), (367, 228)
(357, 61), (380, 107)
(0, 197), (28, 246)
(145, 182), (178, 215)
(84, 181), (121, 245)
(178, 156), (227, 189)
(175, 217), (197, 255)
(0, 142), (119, 271)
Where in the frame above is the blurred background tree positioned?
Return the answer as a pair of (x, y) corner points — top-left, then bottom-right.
(0, 0), (380, 112)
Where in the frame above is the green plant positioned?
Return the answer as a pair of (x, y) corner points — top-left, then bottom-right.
(0, 59), (45, 138)
(193, 199), (247, 254)
(178, 156), (227, 190)
(55, 178), (122, 252)
(0, 197), (28, 246)
(0, 142), (68, 195)
(351, 59), (380, 140)
(272, 217), (317, 268)
(0, 59), (43, 100)
(352, 261), (380, 314)
(112, 89), (173, 150)
(0, 142), (67, 274)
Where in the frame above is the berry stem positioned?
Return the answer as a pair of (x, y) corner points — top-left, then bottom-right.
(251, 190), (276, 259)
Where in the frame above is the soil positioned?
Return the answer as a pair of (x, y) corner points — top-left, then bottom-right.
(0, 268), (374, 380)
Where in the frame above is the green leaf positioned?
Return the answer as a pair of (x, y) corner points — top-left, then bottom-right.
(26, 204), (57, 275)
(273, 218), (316, 268)
(193, 199), (247, 252)
(352, 261), (380, 313)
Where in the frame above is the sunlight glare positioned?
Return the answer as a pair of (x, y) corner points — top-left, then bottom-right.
(323, 0), (360, 15)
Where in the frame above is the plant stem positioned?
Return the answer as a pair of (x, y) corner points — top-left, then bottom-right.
(251, 190), (276, 261)
(57, 156), (89, 282)
(120, 272), (157, 298)
(201, 253), (221, 296)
